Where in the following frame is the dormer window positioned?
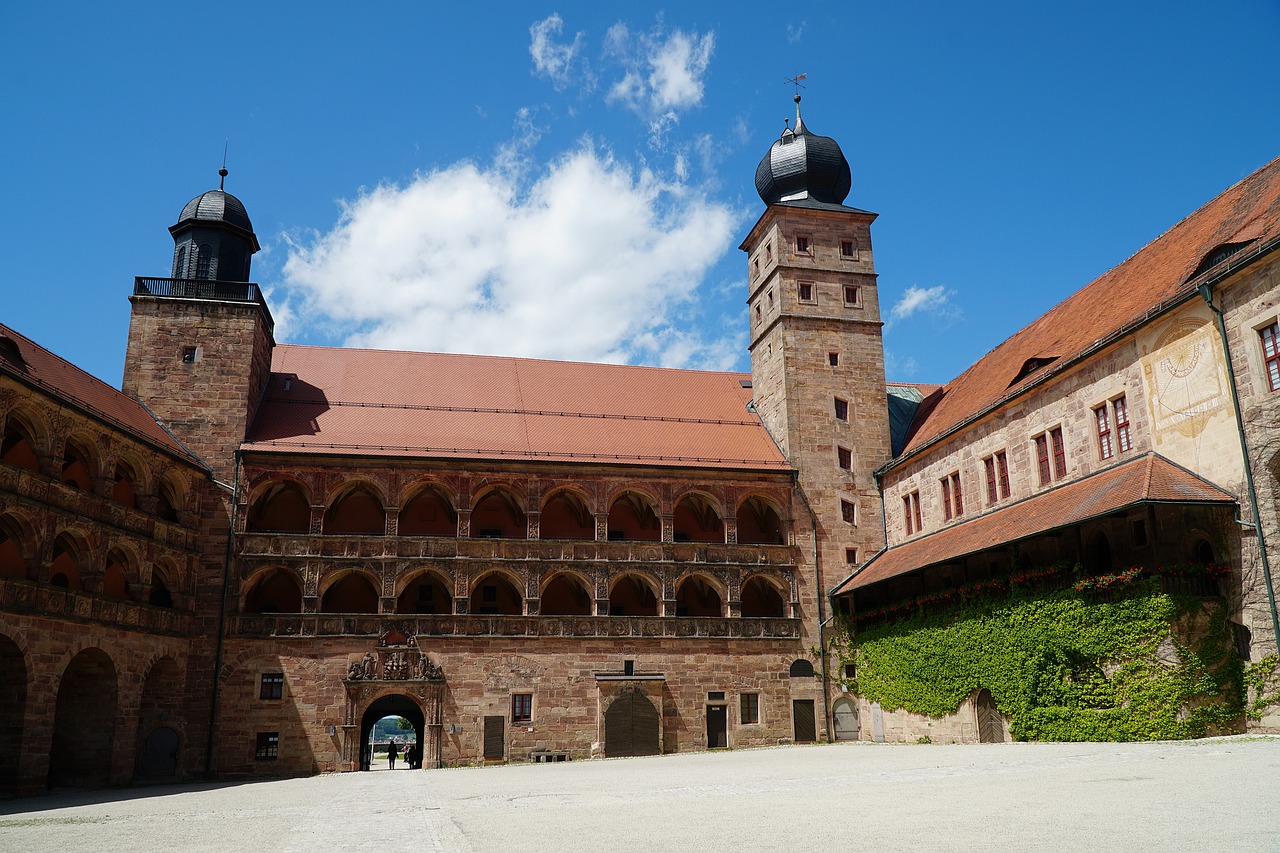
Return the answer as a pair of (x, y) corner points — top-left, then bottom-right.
(1190, 241), (1252, 280)
(1009, 356), (1058, 388)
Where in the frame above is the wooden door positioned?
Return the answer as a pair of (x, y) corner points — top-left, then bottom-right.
(793, 699), (816, 743)
(706, 705), (727, 748)
(605, 690), (660, 757)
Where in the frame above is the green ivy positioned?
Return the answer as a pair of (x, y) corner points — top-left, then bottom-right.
(1243, 655), (1280, 720)
(841, 578), (1244, 741)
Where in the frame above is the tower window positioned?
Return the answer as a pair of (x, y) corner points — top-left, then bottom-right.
(765, 242), (773, 261)
(828, 352), (840, 367)
(798, 282), (814, 302)
(259, 672), (284, 700)
(768, 289), (774, 305)
(845, 548), (858, 564)
(753, 258), (760, 279)
(755, 304), (761, 324)
(840, 239), (857, 258)
(834, 398), (848, 421)
(843, 286), (860, 306)
(195, 243), (212, 279)
(174, 245), (187, 278)
(182, 346), (199, 363)
(840, 499), (856, 524)
(795, 235), (811, 254)
(837, 446), (852, 470)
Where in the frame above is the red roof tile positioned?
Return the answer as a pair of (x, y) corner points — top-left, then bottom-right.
(900, 155), (1280, 457)
(835, 454), (1235, 594)
(244, 345), (790, 470)
(0, 323), (200, 465)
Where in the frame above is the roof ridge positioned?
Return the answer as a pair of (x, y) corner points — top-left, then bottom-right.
(1140, 452), (1155, 499)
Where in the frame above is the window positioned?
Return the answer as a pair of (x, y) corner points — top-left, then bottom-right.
(951, 473), (963, 516)
(259, 672), (283, 700)
(175, 245), (187, 277)
(995, 451), (1011, 498)
(903, 491), (922, 535)
(182, 346), (198, 364)
(845, 548), (858, 564)
(1095, 405), (1114, 460)
(984, 456), (998, 504)
(755, 304), (761, 324)
(834, 398), (848, 421)
(795, 235), (810, 254)
(753, 258), (760, 279)
(765, 242), (773, 261)
(828, 352), (840, 367)
(1113, 396), (1131, 452)
(512, 693), (532, 724)
(195, 243), (212, 279)
(767, 289), (774, 305)
(840, 499), (856, 524)
(843, 285), (860, 306)
(798, 282), (814, 302)
(740, 692), (760, 724)
(837, 446), (852, 470)
(255, 732), (279, 760)
(1050, 427), (1066, 478)
(941, 477), (953, 521)
(1035, 434), (1051, 485)
(840, 239), (856, 258)
(1263, 322), (1280, 392)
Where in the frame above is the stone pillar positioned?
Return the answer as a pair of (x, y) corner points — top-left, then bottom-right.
(457, 510), (471, 539)
(724, 517), (737, 545)
(309, 505), (324, 535)
(527, 511), (540, 540)
(661, 515), (674, 543)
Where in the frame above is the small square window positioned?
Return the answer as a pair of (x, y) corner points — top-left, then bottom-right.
(255, 731), (279, 760)
(740, 692), (760, 724)
(512, 693), (532, 724)
(828, 352), (839, 367)
(840, 499), (856, 524)
(795, 235), (810, 254)
(798, 282), (814, 302)
(755, 304), (762, 324)
(843, 286), (860, 306)
(840, 239), (856, 258)
(752, 258), (760, 278)
(844, 663), (856, 679)
(845, 548), (858, 564)
(834, 398), (848, 421)
(837, 446), (852, 470)
(259, 672), (284, 701)
(768, 289), (774, 305)
(182, 346), (198, 363)
(765, 242), (773, 261)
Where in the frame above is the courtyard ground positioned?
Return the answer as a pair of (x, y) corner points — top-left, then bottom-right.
(3, 737), (1279, 852)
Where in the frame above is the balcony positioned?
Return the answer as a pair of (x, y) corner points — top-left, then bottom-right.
(224, 612), (799, 640)
(0, 578), (193, 635)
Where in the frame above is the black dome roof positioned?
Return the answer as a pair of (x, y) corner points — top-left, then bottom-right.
(176, 189), (254, 233)
(755, 97), (852, 206)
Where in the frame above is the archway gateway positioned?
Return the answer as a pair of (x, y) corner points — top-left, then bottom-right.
(360, 698), (424, 771)
(341, 636), (444, 771)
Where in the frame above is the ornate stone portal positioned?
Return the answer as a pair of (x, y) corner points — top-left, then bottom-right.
(341, 628), (445, 770)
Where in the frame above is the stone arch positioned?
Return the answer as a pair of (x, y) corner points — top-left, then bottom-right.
(832, 696), (859, 741)
(789, 658), (815, 678)
(149, 559), (178, 608)
(324, 482), (387, 536)
(672, 492), (725, 543)
(539, 570), (593, 616)
(0, 510), (37, 580)
(469, 569), (524, 615)
(603, 688), (660, 758)
(0, 632), (27, 794)
(50, 647), (118, 788)
(319, 569), (381, 613)
(59, 433), (99, 491)
(740, 574), (787, 618)
(49, 530), (91, 591)
(102, 544), (139, 601)
(111, 454), (147, 508)
(359, 692), (426, 772)
(246, 479), (312, 533)
(606, 489), (661, 542)
(242, 566), (303, 613)
(539, 487), (595, 540)
(396, 567), (453, 614)
(135, 655), (185, 779)
(737, 495), (788, 545)
(1, 407), (43, 472)
(155, 470), (185, 523)
(470, 486), (527, 539)
(972, 688), (1009, 743)
(675, 572), (725, 617)
(399, 483), (457, 536)
(608, 571), (660, 616)
(1189, 532), (1217, 564)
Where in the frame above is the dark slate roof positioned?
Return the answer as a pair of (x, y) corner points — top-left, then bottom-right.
(755, 98), (853, 207)
(177, 189), (254, 233)
(886, 383), (942, 457)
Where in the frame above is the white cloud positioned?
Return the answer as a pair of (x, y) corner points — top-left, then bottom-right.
(279, 142), (741, 369)
(606, 23), (715, 122)
(786, 22), (806, 44)
(529, 14), (584, 89)
(888, 284), (962, 326)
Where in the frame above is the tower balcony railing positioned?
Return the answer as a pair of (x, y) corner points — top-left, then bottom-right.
(133, 277), (267, 307)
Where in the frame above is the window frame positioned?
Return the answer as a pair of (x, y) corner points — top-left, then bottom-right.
(259, 672), (284, 701)
(839, 239), (857, 259)
(1113, 396), (1131, 452)
(837, 446), (852, 470)
(843, 285), (860, 307)
(995, 451), (1011, 498)
(841, 499), (857, 525)
(1035, 434), (1051, 485)
(984, 456), (998, 504)
(834, 397), (848, 421)
(1095, 404), (1114, 460)
(795, 234), (811, 255)
(1050, 427), (1067, 479)
(797, 281), (815, 303)
(941, 477), (953, 521)
(903, 490), (922, 535)
(255, 731), (279, 761)
(950, 472), (963, 517)
(740, 692), (760, 725)
(512, 692), (532, 724)
(1263, 321), (1280, 392)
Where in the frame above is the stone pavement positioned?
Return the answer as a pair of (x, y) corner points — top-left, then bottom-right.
(4, 737), (1280, 852)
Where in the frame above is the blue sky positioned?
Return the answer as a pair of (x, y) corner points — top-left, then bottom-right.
(3, 1), (1279, 388)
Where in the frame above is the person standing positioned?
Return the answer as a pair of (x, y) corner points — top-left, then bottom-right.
(388, 740), (399, 770)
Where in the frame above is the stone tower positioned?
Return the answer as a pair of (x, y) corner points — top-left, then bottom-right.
(742, 96), (891, 590)
(122, 170), (273, 482)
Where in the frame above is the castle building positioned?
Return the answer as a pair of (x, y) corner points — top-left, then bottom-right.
(2, 102), (1278, 792)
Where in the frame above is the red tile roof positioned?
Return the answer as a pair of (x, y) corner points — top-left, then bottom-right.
(899, 155), (1280, 458)
(0, 323), (201, 465)
(835, 453), (1235, 594)
(244, 345), (791, 470)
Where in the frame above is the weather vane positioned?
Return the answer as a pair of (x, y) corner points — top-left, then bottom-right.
(785, 73), (807, 96)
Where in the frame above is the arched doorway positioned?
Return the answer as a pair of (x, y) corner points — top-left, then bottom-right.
(135, 656), (184, 780)
(50, 648), (118, 788)
(974, 688), (1008, 743)
(832, 697), (859, 741)
(0, 635), (26, 795)
(359, 694), (425, 771)
(138, 727), (179, 778)
(604, 689), (660, 758)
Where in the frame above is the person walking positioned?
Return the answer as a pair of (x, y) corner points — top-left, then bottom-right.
(388, 740), (399, 770)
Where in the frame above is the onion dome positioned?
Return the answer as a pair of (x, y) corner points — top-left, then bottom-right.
(168, 168), (260, 282)
(755, 95), (852, 206)
(177, 188), (254, 233)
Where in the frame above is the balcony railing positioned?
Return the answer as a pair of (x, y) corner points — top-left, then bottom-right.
(134, 276), (267, 305)
(0, 578), (193, 635)
(225, 612), (800, 640)
(235, 533), (796, 567)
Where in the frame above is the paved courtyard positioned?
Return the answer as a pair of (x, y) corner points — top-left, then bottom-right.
(4, 737), (1279, 852)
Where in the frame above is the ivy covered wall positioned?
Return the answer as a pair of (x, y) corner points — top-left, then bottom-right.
(840, 578), (1244, 741)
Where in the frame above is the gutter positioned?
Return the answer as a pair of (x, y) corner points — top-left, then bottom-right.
(1198, 283), (1280, 655)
